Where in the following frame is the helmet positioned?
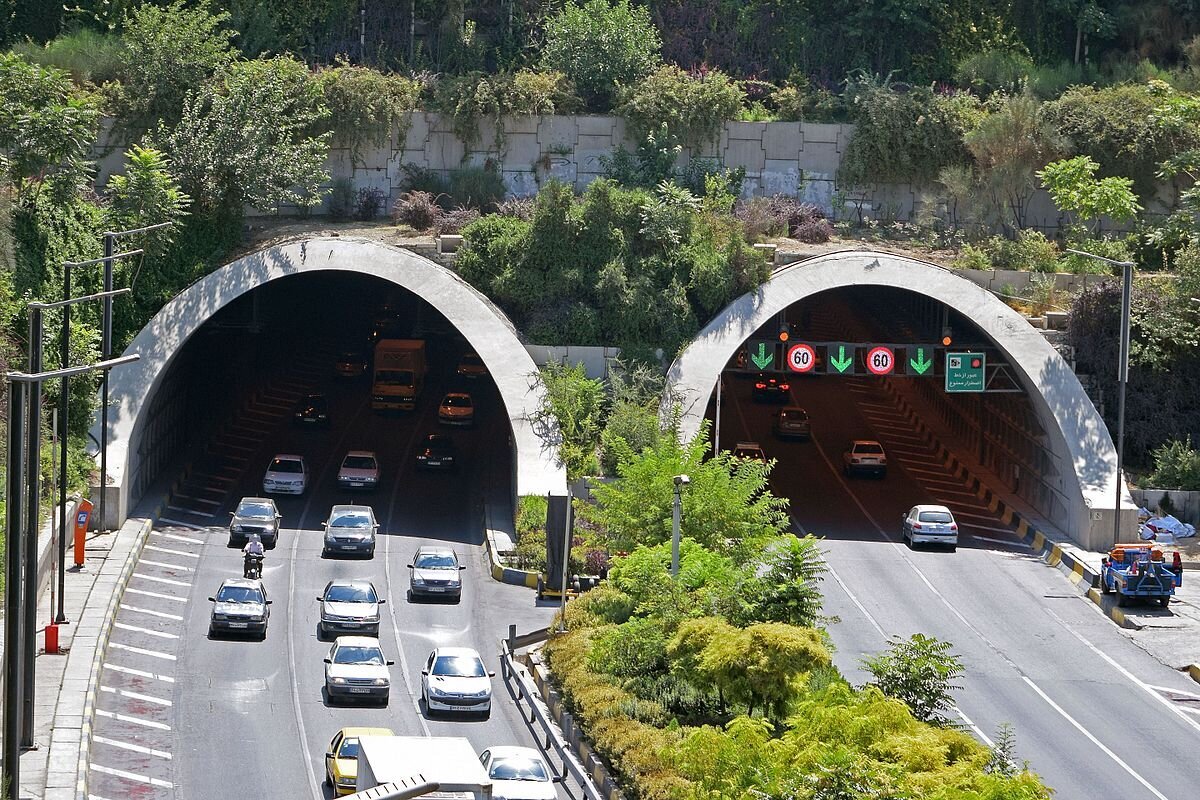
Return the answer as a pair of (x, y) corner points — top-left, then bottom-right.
(248, 533), (261, 544)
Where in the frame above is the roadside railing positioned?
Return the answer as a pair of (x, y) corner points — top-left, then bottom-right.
(499, 625), (607, 800)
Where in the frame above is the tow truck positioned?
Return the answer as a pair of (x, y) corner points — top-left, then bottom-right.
(1099, 544), (1183, 607)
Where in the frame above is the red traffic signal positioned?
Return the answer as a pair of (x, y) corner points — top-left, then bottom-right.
(970, 357), (983, 369)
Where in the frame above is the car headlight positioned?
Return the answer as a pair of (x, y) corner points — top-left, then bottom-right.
(232, 524), (245, 532)
(470, 689), (489, 697)
(212, 613), (227, 621)
(330, 676), (346, 684)
(427, 685), (446, 696)
(373, 678), (388, 686)
(412, 577), (425, 586)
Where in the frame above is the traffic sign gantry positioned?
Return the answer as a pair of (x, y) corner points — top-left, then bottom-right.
(786, 343), (817, 373)
(865, 346), (895, 376)
(945, 352), (985, 392)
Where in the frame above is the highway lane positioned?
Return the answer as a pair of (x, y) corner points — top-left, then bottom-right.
(719, 370), (1200, 799)
(89, 329), (562, 799)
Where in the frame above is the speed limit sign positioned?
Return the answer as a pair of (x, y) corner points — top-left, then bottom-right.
(786, 343), (817, 373)
(865, 346), (895, 375)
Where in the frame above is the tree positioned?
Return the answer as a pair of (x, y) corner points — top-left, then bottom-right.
(860, 634), (964, 726)
(106, 144), (190, 252)
(529, 361), (606, 480)
(152, 56), (330, 215)
(1037, 155), (1142, 235)
(540, 0), (662, 111)
(738, 535), (826, 628)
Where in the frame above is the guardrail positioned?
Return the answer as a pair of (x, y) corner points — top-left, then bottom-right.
(498, 626), (608, 800)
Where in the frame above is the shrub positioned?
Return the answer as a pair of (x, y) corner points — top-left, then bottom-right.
(1058, 236), (1130, 275)
(540, 0), (662, 111)
(433, 206), (480, 235)
(954, 49), (1033, 96)
(314, 63), (421, 165)
(792, 216), (833, 243)
(391, 190), (441, 231)
(588, 617), (670, 678)
(1146, 437), (1200, 490)
(860, 634), (964, 726)
(619, 65), (744, 150)
(10, 29), (126, 85)
(951, 243), (992, 271)
(676, 159), (744, 199)
(961, 230), (1060, 272)
(327, 177), (355, 220)
(495, 196), (536, 220)
(733, 197), (783, 239)
(352, 186), (386, 220)
(446, 166), (507, 212)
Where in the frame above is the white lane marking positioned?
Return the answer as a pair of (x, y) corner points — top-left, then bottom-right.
(100, 685), (173, 706)
(114, 622), (180, 640)
(1020, 677), (1169, 799)
(93, 735), (172, 760)
(154, 519), (204, 532)
(124, 587), (187, 603)
(103, 663), (175, 683)
(108, 642), (177, 661)
(951, 511), (1005, 522)
(119, 604), (184, 621)
(165, 504), (214, 517)
(133, 572), (191, 587)
(138, 559), (194, 572)
(961, 523), (1022, 535)
(90, 763), (174, 787)
(94, 709), (171, 731)
(170, 493), (222, 506)
(1178, 706), (1200, 717)
(930, 487), (983, 497)
(968, 535), (1026, 548)
(205, 474), (235, 485)
(145, 544), (199, 559)
(1147, 684), (1200, 699)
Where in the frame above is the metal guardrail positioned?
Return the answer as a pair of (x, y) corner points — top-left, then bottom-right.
(499, 627), (607, 800)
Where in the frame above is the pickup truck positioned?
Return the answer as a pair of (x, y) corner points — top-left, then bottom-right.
(1099, 544), (1183, 607)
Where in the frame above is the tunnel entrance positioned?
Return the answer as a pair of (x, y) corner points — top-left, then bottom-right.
(667, 250), (1131, 550)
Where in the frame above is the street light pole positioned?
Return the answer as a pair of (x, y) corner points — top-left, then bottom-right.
(670, 474), (689, 576)
(1066, 249), (1135, 543)
(557, 486), (573, 632)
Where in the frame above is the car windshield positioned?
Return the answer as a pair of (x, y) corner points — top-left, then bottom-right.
(216, 586), (263, 604)
(330, 513), (372, 529)
(236, 502), (274, 519)
(489, 756), (549, 781)
(431, 655), (485, 677)
(338, 352), (362, 362)
(425, 436), (450, 448)
(781, 409), (807, 421)
(919, 511), (954, 523)
(855, 444), (884, 454)
(269, 459), (303, 473)
(342, 456), (377, 470)
(460, 354), (482, 367)
(376, 369), (413, 385)
(333, 646), (384, 665)
(442, 395), (471, 408)
(326, 584), (377, 603)
(337, 738), (361, 759)
(415, 553), (457, 569)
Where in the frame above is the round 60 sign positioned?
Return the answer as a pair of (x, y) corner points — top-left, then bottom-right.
(865, 346), (895, 375)
(786, 343), (817, 373)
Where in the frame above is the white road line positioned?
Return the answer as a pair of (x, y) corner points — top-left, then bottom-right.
(101, 685), (172, 706)
(124, 587), (187, 603)
(154, 519), (205, 533)
(969, 535), (1026, 548)
(959, 522), (1021, 535)
(171, 493), (223, 506)
(133, 572), (191, 587)
(892, 459), (955, 474)
(103, 663), (175, 683)
(114, 622), (180, 640)
(94, 709), (171, 731)
(166, 504), (215, 518)
(93, 735), (171, 760)
(90, 762), (174, 787)
(145, 544), (199, 559)
(930, 487), (982, 497)
(118, 604), (184, 621)
(1147, 684), (1200, 699)
(108, 642), (177, 661)
(213, 441), (255, 453)
(1179, 706), (1200, 717)
(138, 558), (194, 572)
(952, 511), (1004, 522)
(206, 474), (236, 485)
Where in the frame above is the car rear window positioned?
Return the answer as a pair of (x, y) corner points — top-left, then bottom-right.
(442, 395), (472, 407)
(270, 458), (303, 473)
(855, 444), (884, 454)
(919, 511), (954, 523)
(781, 410), (808, 421)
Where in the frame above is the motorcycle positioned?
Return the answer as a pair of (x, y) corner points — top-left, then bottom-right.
(243, 552), (264, 580)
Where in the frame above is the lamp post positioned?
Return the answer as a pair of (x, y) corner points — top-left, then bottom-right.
(1066, 248), (1134, 544)
(670, 474), (689, 577)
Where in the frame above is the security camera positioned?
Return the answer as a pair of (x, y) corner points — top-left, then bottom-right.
(673, 474), (690, 486)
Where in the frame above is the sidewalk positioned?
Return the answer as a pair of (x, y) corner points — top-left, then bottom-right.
(11, 516), (150, 800)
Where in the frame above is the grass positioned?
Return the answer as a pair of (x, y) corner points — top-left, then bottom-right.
(9, 28), (127, 85)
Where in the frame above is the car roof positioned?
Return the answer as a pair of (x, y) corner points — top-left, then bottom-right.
(334, 635), (383, 648)
(270, 453), (304, 462)
(343, 450), (377, 459)
(219, 577), (264, 590)
(237, 496), (274, 506)
(443, 391), (472, 399)
(851, 440), (883, 447)
(780, 405), (807, 413)
(735, 441), (762, 448)
(912, 504), (953, 514)
(337, 726), (395, 739)
(432, 646), (480, 658)
(329, 504), (374, 516)
(484, 745), (545, 761)
(325, 578), (376, 590)
(416, 545), (456, 556)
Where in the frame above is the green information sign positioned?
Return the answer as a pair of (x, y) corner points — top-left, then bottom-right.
(945, 352), (985, 392)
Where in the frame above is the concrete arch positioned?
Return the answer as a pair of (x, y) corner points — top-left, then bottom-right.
(665, 250), (1130, 550)
(96, 236), (565, 525)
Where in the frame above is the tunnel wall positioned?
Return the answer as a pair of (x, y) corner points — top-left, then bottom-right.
(664, 250), (1135, 551)
(92, 237), (566, 528)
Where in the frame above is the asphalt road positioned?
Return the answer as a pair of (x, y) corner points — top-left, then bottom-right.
(719, 367), (1200, 800)
(87, 335), (562, 799)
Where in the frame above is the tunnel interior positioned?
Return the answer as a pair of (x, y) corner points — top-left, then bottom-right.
(705, 285), (1070, 547)
(128, 270), (514, 516)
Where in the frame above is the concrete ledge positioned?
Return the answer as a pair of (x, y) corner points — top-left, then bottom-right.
(483, 528), (541, 588)
(1188, 663), (1200, 686)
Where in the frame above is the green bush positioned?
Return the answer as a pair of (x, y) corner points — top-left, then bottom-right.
(539, 0), (662, 111)
(860, 634), (965, 726)
(10, 28), (126, 85)
(588, 617), (670, 678)
(429, 69), (581, 150)
(1146, 437), (1200, 490)
(954, 49), (1034, 96)
(1058, 235), (1131, 274)
(314, 63), (421, 165)
(956, 230), (1060, 273)
(618, 64), (744, 150)
(400, 164), (506, 211)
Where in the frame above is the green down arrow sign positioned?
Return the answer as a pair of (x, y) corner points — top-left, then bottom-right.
(830, 345), (853, 373)
(909, 347), (932, 375)
(750, 342), (774, 369)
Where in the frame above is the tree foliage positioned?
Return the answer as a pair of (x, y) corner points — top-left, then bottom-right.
(530, 360), (606, 480)
(860, 633), (965, 726)
(313, 62), (421, 166)
(619, 64), (744, 150)
(106, 144), (190, 252)
(1037, 154), (1142, 233)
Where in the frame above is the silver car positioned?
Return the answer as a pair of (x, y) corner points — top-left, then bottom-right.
(317, 579), (383, 638)
(408, 546), (465, 601)
(322, 505), (379, 558)
(324, 636), (393, 705)
(228, 497), (281, 547)
(421, 646), (493, 718)
(902, 504), (959, 550)
(337, 451), (380, 491)
(208, 578), (271, 639)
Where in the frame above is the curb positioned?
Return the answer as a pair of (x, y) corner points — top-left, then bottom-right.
(71, 516), (153, 800)
(1188, 664), (1200, 686)
(483, 529), (540, 588)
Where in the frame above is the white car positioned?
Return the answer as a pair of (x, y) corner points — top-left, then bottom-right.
(262, 454), (308, 495)
(421, 646), (494, 718)
(408, 545), (465, 601)
(324, 636), (393, 706)
(479, 746), (561, 800)
(902, 504), (959, 550)
(337, 451), (380, 490)
(438, 392), (475, 427)
(317, 579), (383, 638)
(842, 440), (887, 478)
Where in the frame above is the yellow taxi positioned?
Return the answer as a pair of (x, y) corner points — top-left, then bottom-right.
(325, 726), (394, 795)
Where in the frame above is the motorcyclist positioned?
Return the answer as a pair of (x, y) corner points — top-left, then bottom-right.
(242, 534), (264, 578)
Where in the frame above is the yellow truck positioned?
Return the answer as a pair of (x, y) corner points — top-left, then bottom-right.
(371, 339), (425, 411)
